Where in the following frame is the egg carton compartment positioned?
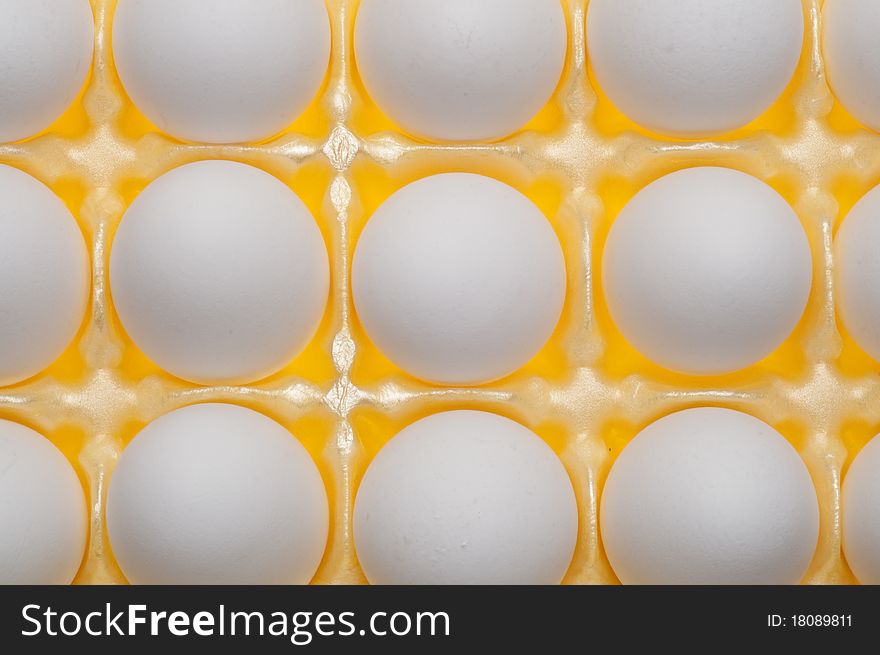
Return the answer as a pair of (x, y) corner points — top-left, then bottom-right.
(1, 0), (878, 585)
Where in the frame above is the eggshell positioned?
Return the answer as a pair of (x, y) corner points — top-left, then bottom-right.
(354, 0), (567, 141)
(110, 160), (329, 385)
(824, 0), (880, 132)
(112, 0), (330, 143)
(600, 407), (819, 585)
(587, 0), (804, 136)
(836, 183), (880, 362)
(352, 173), (566, 385)
(0, 419), (88, 584)
(843, 432), (880, 584)
(602, 167), (812, 375)
(106, 403), (329, 585)
(354, 410), (577, 585)
(0, 0), (94, 142)
(0, 164), (90, 386)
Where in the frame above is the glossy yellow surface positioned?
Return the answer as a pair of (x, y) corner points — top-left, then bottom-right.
(0, 0), (877, 584)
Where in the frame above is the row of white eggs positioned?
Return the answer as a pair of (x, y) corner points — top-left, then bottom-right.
(5, 1), (880, 144)
(3, 402), (880, 585)
(5, 160), (880, 387)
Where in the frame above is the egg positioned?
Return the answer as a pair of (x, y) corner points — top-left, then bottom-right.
(0, 0), (94, 143)
(843, 432), (880, 584)
(836, 184), (880, 361)
(587, 0), (804, 136)
(112, 0), (330, 143)
(602, 167), (812, 375)
(106, 403), (328, 585)
(0, 165), (90, 386)
(352, 173), (566, 385)
(0, 419), (87, 584)
(824, 0), (880, 132)
(353, 410), (577, 584)
(110, 160), (329, 385)
(354, 0), (567, 141)
(601, 407), (819, 585)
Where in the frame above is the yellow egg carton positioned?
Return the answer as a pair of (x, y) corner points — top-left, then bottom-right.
(1, 0), (875, 585)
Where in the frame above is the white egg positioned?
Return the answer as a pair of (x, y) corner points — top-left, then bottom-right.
(112, 0), (330, 143)
(354, 410), (577, 584)
(110, 160), (329, 385)
(836, 184), (880, 362)
(587, 0), (804, 136)
(352, 173), (565, 385)
(0, 165), (90, 386)
(0, 0), (94, 143)
(602, 167), (812, 375)
(106, 403), (328, 585)
(843, 433), (880, 584)
(601, 407), (819, 585)
(824, 0), (880, 132)
(354, 0), (567, 141)
(0, 419), (87, 584)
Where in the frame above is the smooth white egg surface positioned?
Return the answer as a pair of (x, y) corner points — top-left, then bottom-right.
(0, 0), (94, 143)
(110, 160), (329, 385)
(843, 433), (880, 584)
(0, 165), (90, 386)
(587, 0), (804, 136)
(0, 420), (87, 584)
(352, 173), (565, 385)
(836, 184), (880, 362)
(355, 0), (567, 141)
(602, 167), (812, 375)
(824, 0), (880, 132)
(601, 407), (819, 585)
(106, 403), (328, 585)
(112, 0), (330, 143)
(354, 410), (577, 584)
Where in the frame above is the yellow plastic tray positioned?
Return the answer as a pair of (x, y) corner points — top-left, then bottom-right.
(0, 0), (875, 584)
